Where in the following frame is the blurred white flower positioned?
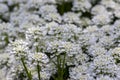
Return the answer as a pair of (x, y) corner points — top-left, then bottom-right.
(31, 52), (49, 64)
(92, 54), (118, 75)
(111, 47), (120, 62)
(44, 12), (62, 23)
(62, 12), (81, 24)
(100, 0), (116, 9)
(39, 5), (57, 17)
(92, 12), (113, 25)
(91, 5), (107, 15)
(72, 0), (92, 12)
(9, 39), (29, 57)
(0, 3), (8, 14)
(96, 75), (114, 80)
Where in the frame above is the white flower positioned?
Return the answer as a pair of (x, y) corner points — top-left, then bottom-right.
(26, 0), (45, 8)
(19, 22), (34, 32)
(96, 75), (114, 80)
(10, 39), (28, 47)
(92, 54), (118, 75)
(10, 11), (31, 26)
(74, 53), (88, 65)
(88, 46), (107, 57)
(98, 36), (114, 47)
(31, 52), (49, 64)
(93, 54), (114, 67)
(78, 74), (94, 80)
(46, 40), (81, 56)
(10, 39), (29, 57)
(7, 0), (26, 5)
(100, 25), (114, 34)
(91, 5), (107, 15)
(69, 64), (88, 74)
(0, 23), (15, 36)
(0, 53), (9, 66)
(62, 12), (81, 24)
(92, 12), (113, 25)
(114, 5), (120, 18)
(114, 9), (120, 18)
(80, 17), (91, 27)
(0, 69), (7, 80)
(100, 0), (116, 9)
(27, 0), (56, 9)
(44, 22), (82, 42)
(69, 65), (94, 80)
(40, 71), (51, 80)
(72, 0), (92, 12)
(26, 26), (43, 40)
(39, 5), (57, 17)
(111, 47), (120, 61)
(60, 24), (82, 42)
(23, 14), (45, 26)
(44, 12), (62, 23)
(43, 0), (56, 4)
(83, 25), (99, 33)
(0, 3), (8, 14)
(114, 20), (120, 31)
(12, 45), (28, 55)
(25, 26), (47, 52)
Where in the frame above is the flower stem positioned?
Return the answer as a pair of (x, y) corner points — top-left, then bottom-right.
(56, 53), (66, 80)
(21, 58), (32, 80)
(61, 0), (64, 15)
(37, 61), (41, 80)
(62, 53), (66, 74)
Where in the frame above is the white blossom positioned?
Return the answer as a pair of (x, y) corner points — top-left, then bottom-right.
(72, 0), (92, 12)
(62, 12), (81, 24)
(92, 12), (113, 25)
(31, 52), (49, 64)
(44, 12), (62, 23)
(0, 3), (8, 14)
(39, 5), (57, 17)
(91, 5), (107, 15)
(96, 75), (114, 80)
(110, 47), (120, 63)
(1, 0), (120, 79)
(100, 0), (117, 9)
(9, 39), (29, 57)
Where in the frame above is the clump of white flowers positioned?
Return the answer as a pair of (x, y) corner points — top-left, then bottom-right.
(92, 54), (119, 77)
(110, 47), (120, 64)
(62, 12), (81, 24)
(72, 0), (92, 12)
(0, 3), (8, 15)
(9, 39), (29, 58)
(1, 0), (120, 80)
(31, 52), (49, 64)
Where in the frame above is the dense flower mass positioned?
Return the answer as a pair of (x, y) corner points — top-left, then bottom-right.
(1, 0), (120, 80)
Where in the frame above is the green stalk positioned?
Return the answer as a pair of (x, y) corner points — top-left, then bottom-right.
(58, 55), (62, 80)
(37, 61), (41, 80)
(62, 53), (66, 75)
(21, 58), (32, 80)
(52, 53), (66, 80)
(56, 54), (66, 80)
(60, 54), (66, 80)
(62, 0), (64, 15)
(35, 39), (41, 80)
(57, 55), (60, 80)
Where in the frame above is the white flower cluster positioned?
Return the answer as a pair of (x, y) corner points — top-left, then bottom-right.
(1, 0), (120, 80)
(72, 0), (92, 12)
(31, 52), (49, 64)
